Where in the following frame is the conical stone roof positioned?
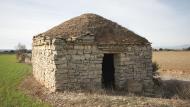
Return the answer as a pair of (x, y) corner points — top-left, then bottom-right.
(42, 13), (149, 44)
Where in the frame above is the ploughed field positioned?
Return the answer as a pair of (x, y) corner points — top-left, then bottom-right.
(0, 54), (49, 107)
(153, 51), (190, 80)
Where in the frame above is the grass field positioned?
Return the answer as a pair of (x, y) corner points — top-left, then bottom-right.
(0, 54), (50, 107)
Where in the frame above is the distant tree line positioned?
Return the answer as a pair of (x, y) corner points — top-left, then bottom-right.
(183, 47), (190, 51)
(153, 48), (178, 51)
(0, 50), (15, 53)
(153, 47), (190, 51)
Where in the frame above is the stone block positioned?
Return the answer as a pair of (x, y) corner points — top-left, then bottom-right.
(72, 55), (82, 60)
(127, 80), (143, 94)
(77, 50), (83, 54)
(84, 49), (91, 54)
(84, 54), (91, 59)
(74, 45), (84, 50)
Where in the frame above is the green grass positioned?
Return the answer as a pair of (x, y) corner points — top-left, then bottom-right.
(0, 54), (50, 107)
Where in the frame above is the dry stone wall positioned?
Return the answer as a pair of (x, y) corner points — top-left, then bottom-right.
(32, 36), (153, 95)
(97, 44), (153, 94)
(53, 39), (103, 90)
(112, 45), (153, 94)
(32, 36), (57, 91)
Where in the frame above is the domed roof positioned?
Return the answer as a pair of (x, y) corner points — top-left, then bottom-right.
(42, 13), (149, 44)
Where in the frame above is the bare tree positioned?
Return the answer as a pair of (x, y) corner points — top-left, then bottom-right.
(15, 43), (26, 51)
(15, 43), (27, 62)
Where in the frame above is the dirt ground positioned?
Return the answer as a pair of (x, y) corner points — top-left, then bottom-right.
(19, 75), (190, 107)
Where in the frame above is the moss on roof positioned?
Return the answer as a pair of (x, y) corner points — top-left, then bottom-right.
(41, 13), (149, 44)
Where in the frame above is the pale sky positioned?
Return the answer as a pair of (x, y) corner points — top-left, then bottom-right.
(0, 0), (190, 49)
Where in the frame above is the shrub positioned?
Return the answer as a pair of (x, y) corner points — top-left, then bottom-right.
(152, 62), (160, 76)
(162, 80), (190, 99)
(185, 47), (190, 51)
(159, 48), (163, 51)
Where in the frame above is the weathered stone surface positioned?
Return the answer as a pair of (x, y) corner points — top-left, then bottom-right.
(127, 80), (143, 93)
(32, 37), (153, 95)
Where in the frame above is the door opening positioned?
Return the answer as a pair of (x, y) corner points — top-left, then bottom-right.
(102, 54), (115, 89)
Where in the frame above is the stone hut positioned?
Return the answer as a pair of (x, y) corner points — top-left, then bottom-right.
(24, 53), (32, 64)
(32, 13), (153, 94)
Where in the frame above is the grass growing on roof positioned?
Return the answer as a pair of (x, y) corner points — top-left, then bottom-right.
(0, 54), (50, 107)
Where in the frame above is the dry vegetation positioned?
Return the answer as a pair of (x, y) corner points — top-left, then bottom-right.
(152, 51), (190, 101)
(153, 51), (190, 80)
(20, 75), (190, 107)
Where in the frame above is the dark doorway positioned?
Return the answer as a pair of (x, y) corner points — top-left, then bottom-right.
(102, 54), (115, 89)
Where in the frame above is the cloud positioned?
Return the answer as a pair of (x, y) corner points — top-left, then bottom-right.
(0, 0), (189, 49)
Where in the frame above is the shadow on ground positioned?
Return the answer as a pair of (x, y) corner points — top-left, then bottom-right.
(156, 79), (190, 99)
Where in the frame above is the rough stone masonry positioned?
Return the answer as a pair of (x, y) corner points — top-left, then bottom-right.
(32, 13), (154, 95)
